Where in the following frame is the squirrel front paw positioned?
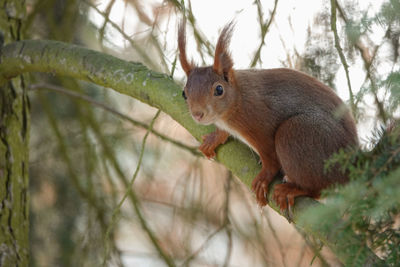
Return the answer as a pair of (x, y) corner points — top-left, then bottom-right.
(199, 134), (218, 158)
(198, 130), (229, 159)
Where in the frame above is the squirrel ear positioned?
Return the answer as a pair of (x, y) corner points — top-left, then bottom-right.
(178, 21), (194, 76)
(213, 22), (235, 83)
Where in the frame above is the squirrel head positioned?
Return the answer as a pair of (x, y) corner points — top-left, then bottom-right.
(178, 21), (237, 125)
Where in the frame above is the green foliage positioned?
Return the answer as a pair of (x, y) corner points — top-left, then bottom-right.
(297, 1), (400, 264)
(300, 24), (340, 90)
(384, 72), (400, 114)
(344, 11), (371, 45)
(302, 124), (400, 266)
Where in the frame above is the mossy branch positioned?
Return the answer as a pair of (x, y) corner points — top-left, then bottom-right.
(0, 39), (384, 265)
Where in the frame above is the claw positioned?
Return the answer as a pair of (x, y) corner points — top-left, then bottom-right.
(251, 170), (275, 206)
(273, 182), (311, 222)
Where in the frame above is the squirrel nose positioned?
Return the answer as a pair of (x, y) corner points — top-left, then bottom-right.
(193, 111), (204, 121)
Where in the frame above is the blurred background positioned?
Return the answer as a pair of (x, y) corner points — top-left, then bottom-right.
(25, 0), (399, 266)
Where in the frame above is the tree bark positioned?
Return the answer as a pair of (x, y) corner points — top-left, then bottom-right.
(0, 39), (385, 266)
(0, 0), (30, 266)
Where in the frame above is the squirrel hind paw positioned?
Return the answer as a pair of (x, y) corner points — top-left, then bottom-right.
(273, 182), (311, 216)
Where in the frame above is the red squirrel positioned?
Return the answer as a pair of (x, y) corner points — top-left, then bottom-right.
(178, 22), (358, 211)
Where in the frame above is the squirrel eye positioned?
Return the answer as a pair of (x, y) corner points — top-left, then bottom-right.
(182, 90), (187, 100)
(214, 85), (224, 96)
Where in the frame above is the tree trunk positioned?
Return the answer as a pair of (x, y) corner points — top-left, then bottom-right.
(0, 0), (29, 266)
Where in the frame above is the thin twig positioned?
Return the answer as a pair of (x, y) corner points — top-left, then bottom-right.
(82, 109), (173, 267)
(181, 171), (234, 267)
(129, 0), (153, 26)
(275, 19), (295, 68)
(103, 110), (176, 266)
(126, 112), (176, 267)
(83, 0), (158, 70)
(265, 213), (288, 267)
(228, 179), (271, 266)
(330, 0), (356, 117)
(187, 0), (214, 59)
(222, 172), (233, 267)
(38, 92), (122, 261)
(170, 0), (214, 64)
(335, 1), (387, 123)
(99, 0), (117, 45)
(250, 0), (279, 67)
(180, 225), (225, 266)
(111, 108), (160, 210)
(28, 83), (201, 157)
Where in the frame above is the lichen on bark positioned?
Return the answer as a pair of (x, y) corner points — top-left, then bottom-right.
(0, 0), (30, 266)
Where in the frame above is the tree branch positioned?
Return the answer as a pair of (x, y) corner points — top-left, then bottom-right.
(0, 39), (384, 265)
(335, 0), (388, 124)
(330, 0), (356, 117)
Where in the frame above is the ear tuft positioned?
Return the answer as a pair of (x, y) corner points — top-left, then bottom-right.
(213, 22), (235, 81)
(178, 20), (194, 76)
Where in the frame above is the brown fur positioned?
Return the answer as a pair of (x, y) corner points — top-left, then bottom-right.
(178, 23), (358, 210)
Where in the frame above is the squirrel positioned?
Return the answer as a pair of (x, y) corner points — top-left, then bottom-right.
(178, 22), (358, 212)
